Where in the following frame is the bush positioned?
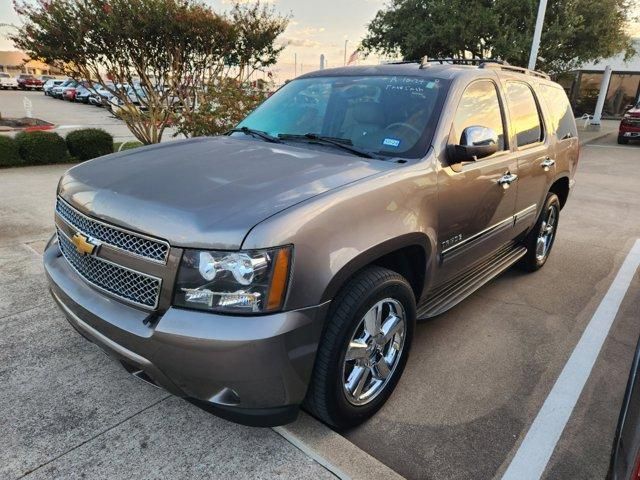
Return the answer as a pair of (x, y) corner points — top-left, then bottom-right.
(0, 135), (22, 167)
(66, 128), (114, 161)
(15, 131), (69, 165)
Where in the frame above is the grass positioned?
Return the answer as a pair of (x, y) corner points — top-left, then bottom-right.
(113, 141), (144, 152)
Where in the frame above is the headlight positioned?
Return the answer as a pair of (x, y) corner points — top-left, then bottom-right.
(173, 246), (292, 314)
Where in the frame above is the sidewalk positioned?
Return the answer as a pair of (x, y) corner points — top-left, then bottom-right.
(576, 118), (619, 145)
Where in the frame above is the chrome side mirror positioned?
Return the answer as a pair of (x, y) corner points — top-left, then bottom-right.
(448, 125), (499, 163)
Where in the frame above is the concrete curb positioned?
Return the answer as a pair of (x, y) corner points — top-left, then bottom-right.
(274, 413), (405, 480)
(578, 130), (615, 147)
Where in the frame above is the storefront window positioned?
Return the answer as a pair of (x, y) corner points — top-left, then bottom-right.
(573, 72), (603, 117)
(603, 73), (640, 117)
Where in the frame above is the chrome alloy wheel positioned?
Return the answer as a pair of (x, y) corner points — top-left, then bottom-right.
(342, 298), (407, 406)
(535, 204), (558, 261)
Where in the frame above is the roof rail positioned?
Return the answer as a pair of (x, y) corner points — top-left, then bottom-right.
(419, 57), (506, 68)
(478, 62), (550, 80)
(418, 56), (550, 79)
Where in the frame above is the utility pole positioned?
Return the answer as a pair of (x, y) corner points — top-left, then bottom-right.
(344, 40), (348, 66)
(320, 54), (325, 70)
(528, 0), (548, 70)
(294, 53), (297, 77)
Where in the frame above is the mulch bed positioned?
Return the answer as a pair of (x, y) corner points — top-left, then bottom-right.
(0, 117), (55, 132)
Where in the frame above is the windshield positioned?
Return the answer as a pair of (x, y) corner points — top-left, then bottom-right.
(238, 75), (449, 158)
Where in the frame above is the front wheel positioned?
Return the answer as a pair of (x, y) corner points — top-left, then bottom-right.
(304, 266), (415, 429)
(518, 192), (560, 272)
(618, 136), (629, 145)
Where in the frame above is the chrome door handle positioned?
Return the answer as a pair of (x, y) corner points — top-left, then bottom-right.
(498, 173), (518, 189)
(541, 158), (556, 171)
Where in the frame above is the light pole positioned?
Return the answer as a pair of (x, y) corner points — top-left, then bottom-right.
(344, 40), (348, 66)
(528, 0), (548, 70)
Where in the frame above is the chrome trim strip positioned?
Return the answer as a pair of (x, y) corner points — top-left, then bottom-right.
(441, 204), (537, 256)
(56, 196), (170, 265)
(442, 216), (514, 255)
(56, 228), (162, 310)
(515, 204), (537, 222)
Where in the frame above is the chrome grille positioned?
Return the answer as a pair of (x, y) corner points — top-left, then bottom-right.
(56, 198), (169, 263)
(57, 230), (161, 309)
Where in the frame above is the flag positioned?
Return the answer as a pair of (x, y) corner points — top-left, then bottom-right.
(347, 50), (359, 65)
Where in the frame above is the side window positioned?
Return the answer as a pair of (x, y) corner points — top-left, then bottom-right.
(505, 82), (543, 147)
(452, 80), (506, 152)
(539, 84), (577, 141)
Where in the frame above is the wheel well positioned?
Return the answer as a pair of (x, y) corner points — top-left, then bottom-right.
(371, 245), (426, 300)
(550, 177), (570, 209)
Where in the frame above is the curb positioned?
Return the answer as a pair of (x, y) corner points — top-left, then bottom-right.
(578, 130), (615, 147)
(274, 413), (405, 480)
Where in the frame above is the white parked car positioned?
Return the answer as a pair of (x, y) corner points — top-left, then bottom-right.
(0, 72), (18, 89)
(43, 79), (65, 96)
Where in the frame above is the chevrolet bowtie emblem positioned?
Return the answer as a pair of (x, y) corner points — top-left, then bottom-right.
(72, 233), (98, 256)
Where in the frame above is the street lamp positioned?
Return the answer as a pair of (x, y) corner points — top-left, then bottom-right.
(528, 0), (548, 70)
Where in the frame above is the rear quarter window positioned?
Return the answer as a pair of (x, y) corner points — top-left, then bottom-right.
(538, 84), (577, 141)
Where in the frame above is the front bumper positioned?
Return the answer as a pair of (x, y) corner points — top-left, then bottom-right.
(44, 240), (329, 427)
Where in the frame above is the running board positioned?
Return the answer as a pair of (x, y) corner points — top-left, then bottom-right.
(417, 243), (527, 319)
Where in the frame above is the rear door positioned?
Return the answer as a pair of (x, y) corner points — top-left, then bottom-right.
(501, 80), (554, 229)
(437, 78), (518, 282)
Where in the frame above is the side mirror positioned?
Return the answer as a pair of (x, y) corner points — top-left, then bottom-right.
(448, 126), (499, 163)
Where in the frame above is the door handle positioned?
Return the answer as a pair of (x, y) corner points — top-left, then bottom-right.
(497, 173), (518, 189)
(540, 157), (556, 171)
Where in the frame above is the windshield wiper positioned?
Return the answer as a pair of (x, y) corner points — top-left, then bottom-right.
(278, 133), (379, 159)
(227, 127), (282, 143)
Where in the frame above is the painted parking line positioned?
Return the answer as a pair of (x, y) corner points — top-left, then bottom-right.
(502, 239), (640, 480)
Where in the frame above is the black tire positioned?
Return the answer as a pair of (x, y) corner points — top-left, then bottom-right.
(304, 266), (416, 429)
(518, 192), (560, 272)
(618, 136), (629, 145)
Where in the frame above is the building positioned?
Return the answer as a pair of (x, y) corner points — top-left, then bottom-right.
(0, 50), (64, 76)
(558, 39), (640, 119)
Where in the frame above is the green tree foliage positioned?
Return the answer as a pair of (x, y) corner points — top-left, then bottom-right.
(175, 77), (271, 137)
(361, 0), (636, 72)
(11, 0), (288, 144)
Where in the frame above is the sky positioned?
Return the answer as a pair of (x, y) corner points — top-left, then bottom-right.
(1, 0), (639, 82)
(0, 0), (388, 82)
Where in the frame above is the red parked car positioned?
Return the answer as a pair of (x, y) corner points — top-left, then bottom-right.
(618, 101), (640, 144)
(63, 87), (77, 101)
(16, 74), (44, 90)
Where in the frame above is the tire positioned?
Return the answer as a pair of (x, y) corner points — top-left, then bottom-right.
(518, 192), (560, 272)
(304, 266), (416, 429)
(618, 136), (629, 145)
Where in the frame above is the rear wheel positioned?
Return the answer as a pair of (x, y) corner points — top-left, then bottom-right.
(518, 192), (560, 272)
(304, 266), (415, 429)
(618, 136), (629, 145)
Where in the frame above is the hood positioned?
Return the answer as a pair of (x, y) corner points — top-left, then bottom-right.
(58, 136), (388, 249)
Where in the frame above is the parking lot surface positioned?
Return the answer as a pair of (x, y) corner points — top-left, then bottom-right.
(0, 90), (176, 142)
(343, 133), (640, 479)
(0, 130), (638, 479)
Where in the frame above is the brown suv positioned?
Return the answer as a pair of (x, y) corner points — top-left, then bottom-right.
(44, 59), (579, 428)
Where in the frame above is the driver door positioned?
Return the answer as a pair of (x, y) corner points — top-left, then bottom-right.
(436, 79), (518, 284)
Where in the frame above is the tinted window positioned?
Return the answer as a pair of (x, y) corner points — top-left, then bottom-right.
(238, 75), (450, 159)
(452, 80), (505, 151)
(505, 82), (543, 147)
(539, 84), (577, 140)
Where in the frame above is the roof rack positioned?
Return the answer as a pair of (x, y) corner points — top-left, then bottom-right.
(479, 62), (550, 80)
(418, 56), (550, 80)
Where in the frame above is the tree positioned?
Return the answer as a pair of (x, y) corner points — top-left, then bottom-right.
(360, 0), (636, 73)
(11, 0), (288, 144)
(174, 77), (271, 138)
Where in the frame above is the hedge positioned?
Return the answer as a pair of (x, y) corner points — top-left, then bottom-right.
(15, 131), (69, 165)
(66, 128), (114, 161)
(0, 136), (21, 167)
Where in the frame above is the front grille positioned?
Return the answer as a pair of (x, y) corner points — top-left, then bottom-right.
(58, 230), (162, 309)
(56, 198), (169, 263)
